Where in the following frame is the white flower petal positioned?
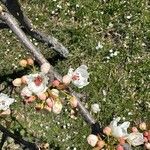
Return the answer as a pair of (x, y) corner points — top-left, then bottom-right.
(110, 117), (130, 138)
(127, 132), (144, 146)
(26, 73), (48, 95)
(68, 65), (89, 88)
(0, 93), (15, 110)
(91, 103), (100, 113)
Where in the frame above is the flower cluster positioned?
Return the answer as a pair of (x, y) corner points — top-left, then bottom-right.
(12, 58), (89, 114)
(87, 117), (150, 149)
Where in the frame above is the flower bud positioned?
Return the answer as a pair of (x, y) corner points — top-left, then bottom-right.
(70, 96), (78, 108)
(118, 137), (125, 145)
(144, 137), (148, 143)
(52, 80), (60, 87)
(145, 143), (150, 150)
(144, 131), (149, 137)
(103, 126), (111, 136)
(139, 122), (147, 130)
(131, 127), (138, 133)
(97, 140), (105, 149)
(46, 98), (53, 108)
(19, 59), (27, 67)
(27, 58), (34, 65)
(87, 134), (98, 147)
(50, 89), (59, 99)
(116, 145), (124, 150)
(38, 93), (47, 101)
(41, 63), (50, 74)
(12, 78), (22, 86)
(52, 101), (62, 114)
(62, 75), (72, 85)
(21, 75), (28, 84)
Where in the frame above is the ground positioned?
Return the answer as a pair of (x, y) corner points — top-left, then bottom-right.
(0, 0), (150, 149)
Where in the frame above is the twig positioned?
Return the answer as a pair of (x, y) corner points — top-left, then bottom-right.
(0, 124), (39, 150)
(0, 0), (69, 58)
(0, 11), (97, 127)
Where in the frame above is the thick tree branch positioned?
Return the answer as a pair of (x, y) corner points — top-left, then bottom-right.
(0, 0), (69, 58)
(0, 11), (97, 126)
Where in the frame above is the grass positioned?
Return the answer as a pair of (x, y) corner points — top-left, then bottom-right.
(0, 0), (150, 149)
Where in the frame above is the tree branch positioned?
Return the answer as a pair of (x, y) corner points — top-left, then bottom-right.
(0, 0), (69, 58)
(0, 124), (39, 150)
(0, 11), (97, 127)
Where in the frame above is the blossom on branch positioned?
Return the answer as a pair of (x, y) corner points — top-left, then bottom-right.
(26, 73), (49, 95)
(66, 65), (89, 88)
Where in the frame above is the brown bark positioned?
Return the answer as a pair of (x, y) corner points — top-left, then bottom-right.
(0, 0), (69, 57)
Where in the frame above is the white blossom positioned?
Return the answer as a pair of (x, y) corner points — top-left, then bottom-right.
(0, 93), (15, 110)
(67, 65), (89, 88)
(21, 86), (32, 97)
(91, 103), (100, 113)
(110, 117), (130, 138)
(127, 132), (144, 146)
(26, 73), (48, 95)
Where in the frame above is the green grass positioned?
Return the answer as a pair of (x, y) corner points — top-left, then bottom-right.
(0, 0), (150, 149)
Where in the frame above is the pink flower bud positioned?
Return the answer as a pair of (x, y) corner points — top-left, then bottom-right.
(41, 63), (50, 74)
(27, 58), (34, 65)
(46, 98), (53, 108)
(62, 75), (72, 85)
(38, 93), (47, 101)
(103, 126), (111, 136)
(52, 80), (60, 87)
(118, 137), (125, 145)
(131, 127), (138, 132)
(70, 96), (78, 108)
(139, 122), (147, 130)
(19, 59), (27, 67)
(116, 145), (124, 150)
(97, 140), (105, 149)
(144, 131), (149, 137)
(87, 134), (98, 147)
(145, 143), (150, 150)
(12, 78), (22, 86)
(144, 137), (148, 143)
(21, 75), (28, 84)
